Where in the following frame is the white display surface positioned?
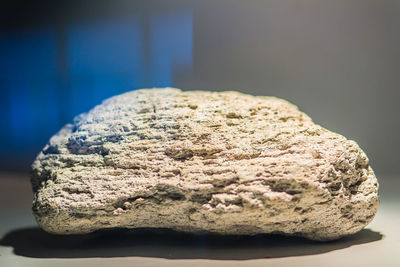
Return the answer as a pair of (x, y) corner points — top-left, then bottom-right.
(0, 172), (398, 267)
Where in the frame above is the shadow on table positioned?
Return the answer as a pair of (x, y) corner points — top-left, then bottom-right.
(0, 227), (383, 260)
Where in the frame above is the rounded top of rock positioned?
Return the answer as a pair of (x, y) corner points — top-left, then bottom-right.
(43, 87), (317, 158)
(31, 88), (378, 240)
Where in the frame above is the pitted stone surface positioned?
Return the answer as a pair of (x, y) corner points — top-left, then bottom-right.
(31, 88), (379, 240)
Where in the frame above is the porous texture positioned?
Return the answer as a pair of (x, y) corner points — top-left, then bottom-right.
(31, 88), (379, 241)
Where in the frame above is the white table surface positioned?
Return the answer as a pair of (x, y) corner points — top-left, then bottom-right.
(0, 172), (399, 267)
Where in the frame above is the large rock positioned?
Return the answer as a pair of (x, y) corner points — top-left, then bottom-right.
(31, 88), (379, 240)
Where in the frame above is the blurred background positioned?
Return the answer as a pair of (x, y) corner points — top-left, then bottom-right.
(0, 0), (398, 178)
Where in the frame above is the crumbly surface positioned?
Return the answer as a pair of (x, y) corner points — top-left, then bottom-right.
(31, 88), (379, 240)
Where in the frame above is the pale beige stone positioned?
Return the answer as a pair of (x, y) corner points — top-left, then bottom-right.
(31, 88), (379, 240)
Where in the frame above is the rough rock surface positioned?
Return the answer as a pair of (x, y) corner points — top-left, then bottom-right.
(31, 88), (379, 240)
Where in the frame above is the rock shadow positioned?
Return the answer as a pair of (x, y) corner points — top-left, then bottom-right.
(0, 227), (383, 260)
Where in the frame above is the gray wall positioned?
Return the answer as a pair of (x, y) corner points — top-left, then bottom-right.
(175, 0), (399, 177)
